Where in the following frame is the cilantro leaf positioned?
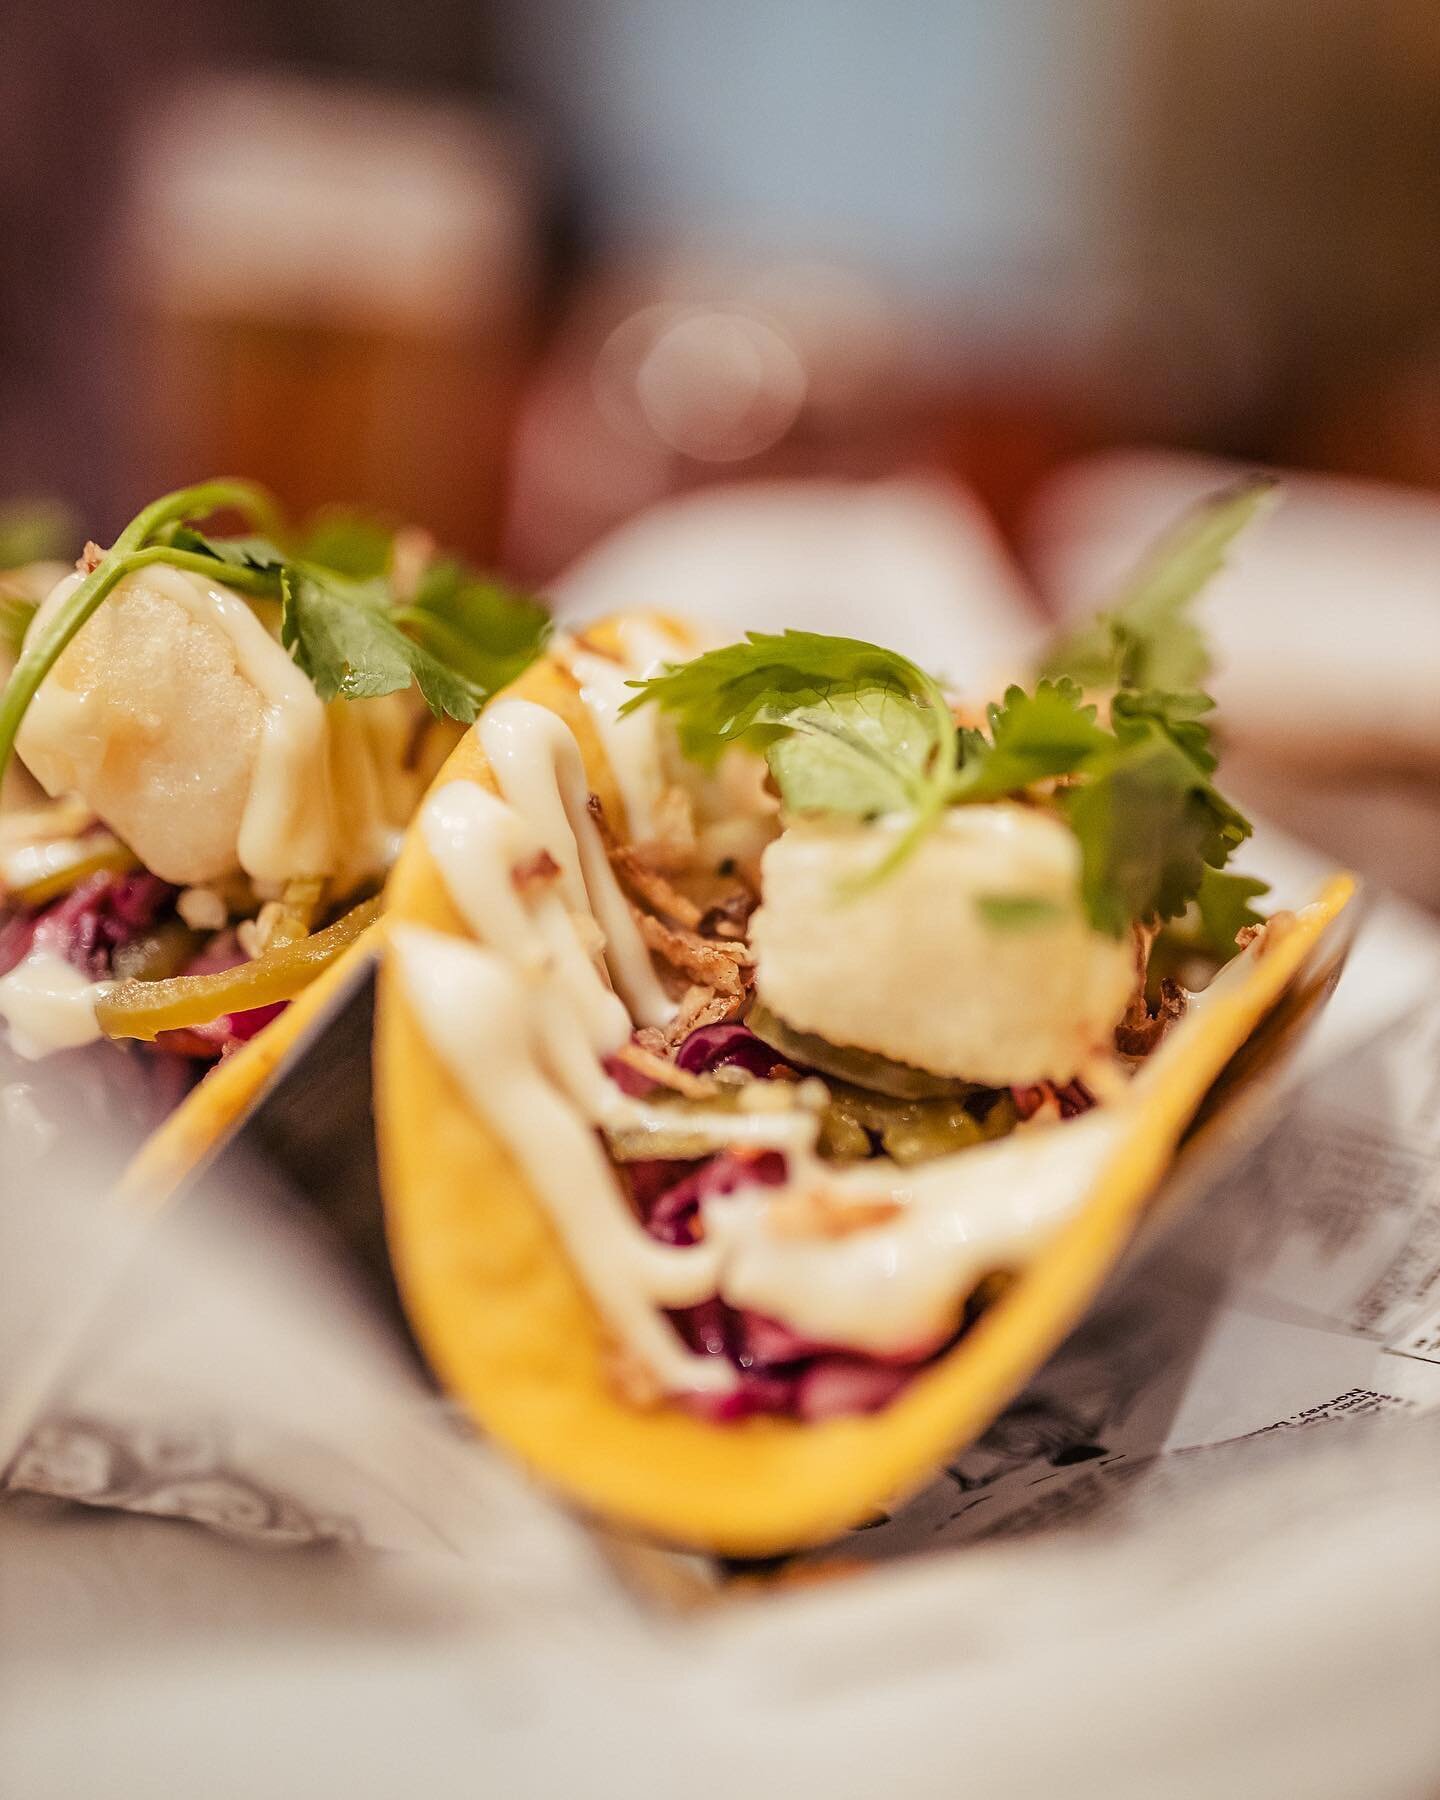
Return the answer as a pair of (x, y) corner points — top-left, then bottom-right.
(280, 567), (415, 703)
(950, 679), (1109, 800)
(1111, 687), (1218, 773)
(1062, 719), (1250, 936)
(162, 525), (289, 576)
(1042, 477), (1275, 692)
(282, 559), (549, 723)
(624, 630), (953, 829)
(294, 509), (395, 581)
(765, 689), (936, 817)
(1191, 866), (1271, 959)
(625, 629), (947, 760)
(393, 562), (551, 716)
(0, 591), (36, 657)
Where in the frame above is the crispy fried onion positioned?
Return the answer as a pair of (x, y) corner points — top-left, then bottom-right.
(586, 794), (704, 926)
(611, 1040), (716, 1098)
(1115, 977), (1186, 1058)
(636, 912), (752, 998)
(589, 792), (757, 1046)
(1114, 920), (1187, 1058)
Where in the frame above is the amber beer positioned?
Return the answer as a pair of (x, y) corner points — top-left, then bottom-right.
(125, 74), (537, 559)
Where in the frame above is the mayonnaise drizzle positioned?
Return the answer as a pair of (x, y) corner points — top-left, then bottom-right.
(422, 779), (631, 1056)
(399, 668), (1128, 1399)
(478, 698), (675, 1029)
(395, 924), (735, 1396)
(146, 568), (334, 885)
(18, 566), (413, 891)
(0, 949), (111, 1060)
(422, 777), (812, 1156)
(562, 619), (687, 842)
(702, 1112), (1121, 1355)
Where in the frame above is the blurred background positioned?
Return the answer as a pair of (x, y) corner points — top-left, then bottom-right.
(5, 0), (1440, 896)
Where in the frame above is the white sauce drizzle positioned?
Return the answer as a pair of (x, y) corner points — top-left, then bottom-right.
(19, 567), (410, 891)
(395, 924), (735, 1396)
(147, 568), (334, 885)
(406, 695), (1121, 1393)
(0, 949), (111, 1059)
(702, 1112), (1121, 1355)
(562, 618), (687, 841)
(478, 698), (675, 1029)
(422, 780), (630, 1056)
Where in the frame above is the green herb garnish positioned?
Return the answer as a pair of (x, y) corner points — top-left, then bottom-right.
(1191, 866), (1271, 958)
(0, 479), (550, 790)
(0, 593), (37, 658)
(1041, 477), (1275, 692)
(623, 629), (958, 877)
(625, 483), (1273, 938)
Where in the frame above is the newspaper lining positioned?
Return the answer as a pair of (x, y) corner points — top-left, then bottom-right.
(4, 887), (1440, 1587)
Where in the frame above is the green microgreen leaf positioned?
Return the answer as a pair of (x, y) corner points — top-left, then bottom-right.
(950, 679), (1109, 800)
(1190, 866), (1271, 959)
(0, 592), (37, 659)
(1041, 477), (1275, 693)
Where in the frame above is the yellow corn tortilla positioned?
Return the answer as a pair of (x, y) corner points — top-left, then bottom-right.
(374, 625), (1357, 1557)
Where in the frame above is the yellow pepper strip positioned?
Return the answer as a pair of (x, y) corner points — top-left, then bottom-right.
(96, 895), (380, 1041)
(5, 835), (138, 909)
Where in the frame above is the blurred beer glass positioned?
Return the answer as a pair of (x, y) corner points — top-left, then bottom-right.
(125, 72), (538, 555)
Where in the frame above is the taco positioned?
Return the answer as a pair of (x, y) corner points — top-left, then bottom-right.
(0, 479), (548, 1180)
(375, 483), (1356, 1554)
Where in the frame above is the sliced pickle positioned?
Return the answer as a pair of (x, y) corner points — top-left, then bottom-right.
(817, 1104), (871, 1162)
(110, 918), (203, 983)
(96, 895), (379, 1040)
(880, 1105), (984, 1167)
(978, 1090), (1019, 1141)
(747, 1001), (974, 1100)
(817, 1080), (989, 1167)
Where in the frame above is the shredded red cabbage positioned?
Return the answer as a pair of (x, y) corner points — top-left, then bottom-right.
(33, 871), (177, 977)
(626, 1146), (938, 1422)
(0, 877), (286, 1065)
(674, 1022), (792, 1080)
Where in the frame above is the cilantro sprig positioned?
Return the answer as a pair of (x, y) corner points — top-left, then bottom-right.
(624, 483), (1274, 940)
(623, 630), (959, 877)
(0, 479), (549, 789)
(1041, 476), (1275, 692)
